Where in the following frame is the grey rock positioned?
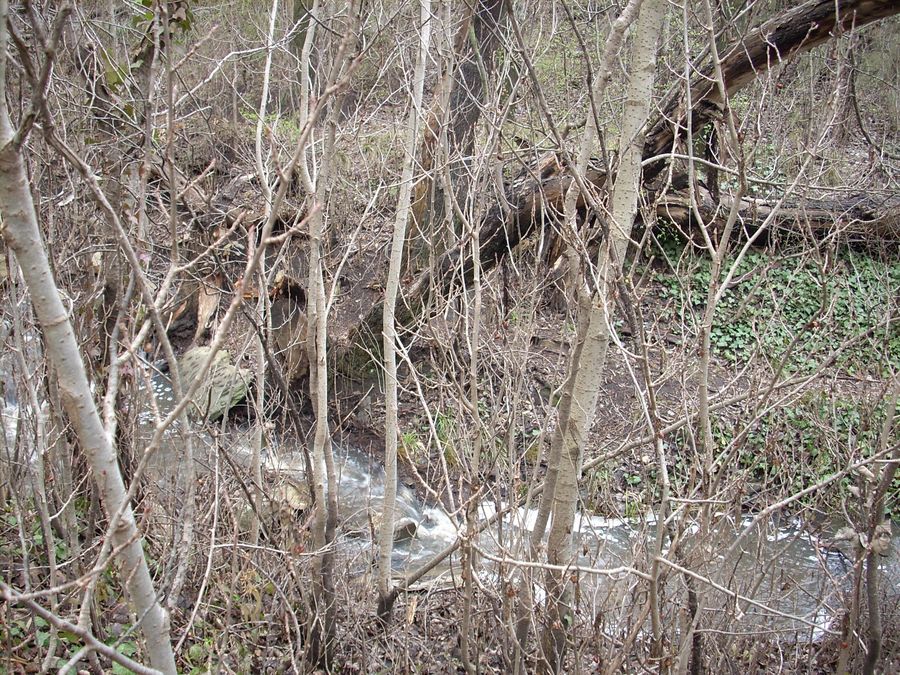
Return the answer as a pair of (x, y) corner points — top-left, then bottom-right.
(393, 517), (418, 542)
(178, 346), (250, 420)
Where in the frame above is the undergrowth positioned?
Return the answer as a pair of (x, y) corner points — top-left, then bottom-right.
(613, 393), (899, 516)
(652, 234), (900, 375)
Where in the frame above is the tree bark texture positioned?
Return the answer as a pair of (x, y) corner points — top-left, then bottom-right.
(540, 0), (668, 670)
(378, 0), (432, 619)
(408, 0), (507, 267)
(0, 9), (176, 672)
(643, 0), (900, 182)
(338, 0), (900, 363)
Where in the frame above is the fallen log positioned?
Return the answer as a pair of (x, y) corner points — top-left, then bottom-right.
(336, 0), (900, 360)
(657, 188), (900, 242)
(332, 154), (606, 358)
(643, 0), (900, 182)
(335, 170), (898, 362)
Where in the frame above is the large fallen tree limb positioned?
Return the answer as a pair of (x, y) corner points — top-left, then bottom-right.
(333, 154), (605, 355)
(335, 0), (900, 359)
(657, 188), (900, 241)
(643, 0), (900, 181)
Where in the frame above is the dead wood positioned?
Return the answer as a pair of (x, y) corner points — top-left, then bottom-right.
(657, 188), (900, 242)
(336, 0), (899, 362)
(643, 0), (900, 182)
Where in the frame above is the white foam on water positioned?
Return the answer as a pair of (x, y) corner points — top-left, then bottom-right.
(2, 402), (18, 451)
(418, 506), (458, 544)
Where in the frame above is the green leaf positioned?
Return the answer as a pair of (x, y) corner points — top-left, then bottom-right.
(60, 630), (81, 644)
(188, 642), (206, 662)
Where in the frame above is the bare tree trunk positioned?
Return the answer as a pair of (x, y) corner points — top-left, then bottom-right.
(515, 12), (645, 662)
(539, 1), (668, 670)
(0, 3), (176, 672)
(305, 3), (361, 666)
(529, 0), (645, 551)
(409, 0), (507, 268)
(679, 3), (750, 668)
(306, 139), (334, 669)
(340, 0), (900, 359)
(248, 0), (284, 548)
(505, 2), (649, 663)
(378, 0), (432, 622)
(862, 378), (899, 675)
(291, 0), (317, 100)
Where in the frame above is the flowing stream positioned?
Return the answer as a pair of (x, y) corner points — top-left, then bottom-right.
(2, 367), (897, 641)
(135, 374), (899, 639)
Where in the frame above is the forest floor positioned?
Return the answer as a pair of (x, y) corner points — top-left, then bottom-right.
(333, 246), (897, 521)
(140, 104), (899, 672)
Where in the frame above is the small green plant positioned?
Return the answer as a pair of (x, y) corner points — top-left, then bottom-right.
(399, 430), (426, 465)
(653, 244), (899, 374)
(435, 411), (454, 443)
(737, 393), (894, 509)
(622, 491), (644, 518)
(185, 637), (214, 674)
(434, 412), (461, 468)
(110, 641), (140, 675)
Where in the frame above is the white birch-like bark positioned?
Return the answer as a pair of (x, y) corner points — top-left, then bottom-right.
(528, 0), (644, 554)
(249, 0), (281, 548)
(307, 183), (332, 659)
(378, 0), (432, 617)
(540, 1), (668, 670)
(0, 3), (176, 672)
